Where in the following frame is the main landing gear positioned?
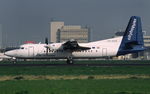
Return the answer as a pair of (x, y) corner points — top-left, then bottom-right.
(66, 56), (74, 64)
(12, 57), (17, 64)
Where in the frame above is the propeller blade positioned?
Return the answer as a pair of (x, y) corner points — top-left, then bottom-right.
(45, 37), (48, 45)
(45, 37), (49, 55)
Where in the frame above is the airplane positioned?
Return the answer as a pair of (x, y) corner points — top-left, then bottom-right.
(4, 16), (145, 64)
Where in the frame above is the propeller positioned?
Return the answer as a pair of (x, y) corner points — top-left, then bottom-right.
(45, 37), (49, 55)
(45, 37), (48, 45)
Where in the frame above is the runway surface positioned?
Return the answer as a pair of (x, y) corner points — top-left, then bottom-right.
(0, 63), (150, 67)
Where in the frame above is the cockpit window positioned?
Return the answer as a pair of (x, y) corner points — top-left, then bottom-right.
(20, 47), (24, 49)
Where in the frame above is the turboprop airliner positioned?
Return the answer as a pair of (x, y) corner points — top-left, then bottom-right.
(4, 16), (145, 64)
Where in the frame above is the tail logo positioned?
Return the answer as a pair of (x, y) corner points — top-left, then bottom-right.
(128, 19), (137, 40)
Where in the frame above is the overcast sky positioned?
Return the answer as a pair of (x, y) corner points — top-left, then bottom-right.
(0, 0), (150, 46)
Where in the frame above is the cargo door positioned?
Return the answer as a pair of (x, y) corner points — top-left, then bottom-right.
(102, 48), (107, 56)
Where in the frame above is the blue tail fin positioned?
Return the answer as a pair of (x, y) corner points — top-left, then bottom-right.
(117, 16), (145, 56)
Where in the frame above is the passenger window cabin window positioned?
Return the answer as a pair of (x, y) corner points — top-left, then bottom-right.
(52, 50), (54, 52)
(92, 47), (95, 49)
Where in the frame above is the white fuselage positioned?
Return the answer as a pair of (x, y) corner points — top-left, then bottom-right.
(5, 37), (123, 59)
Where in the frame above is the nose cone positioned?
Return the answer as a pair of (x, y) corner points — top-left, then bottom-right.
(4, 50), (16, 57)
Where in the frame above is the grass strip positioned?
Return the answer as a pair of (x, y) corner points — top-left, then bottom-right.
(0, 79), (150, 94)
(0, 66), (150, 76)
(0, 74), (150, 81)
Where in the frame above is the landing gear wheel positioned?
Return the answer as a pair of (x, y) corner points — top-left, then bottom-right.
(66, 57), (74, 64)
(12, 57), (17, 64)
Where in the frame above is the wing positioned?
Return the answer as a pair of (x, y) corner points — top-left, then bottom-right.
(62, 40), (90, 51)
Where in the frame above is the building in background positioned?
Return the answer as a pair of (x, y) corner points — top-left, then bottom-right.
(50, 22), (64, 43)
(57, 26), (90, 43)
(142, 36), (150, 60)
(50, 21), (90, 43)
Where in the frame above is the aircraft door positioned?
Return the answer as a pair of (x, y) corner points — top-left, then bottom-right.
(28, 46), (34, 57)
(102, 48), (107, 56)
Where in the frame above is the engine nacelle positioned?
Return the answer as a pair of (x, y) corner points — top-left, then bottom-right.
(48, 43), (63, 50)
